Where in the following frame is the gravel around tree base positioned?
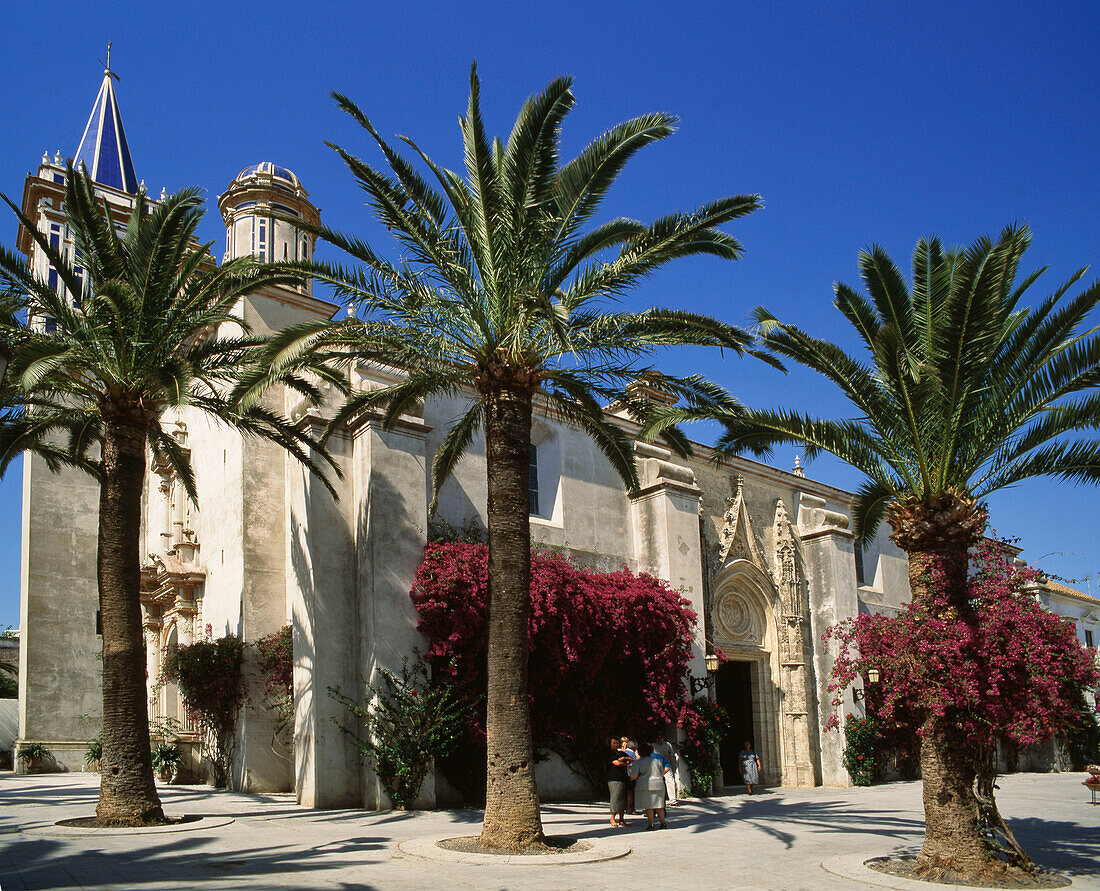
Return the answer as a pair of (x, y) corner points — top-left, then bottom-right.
(437, 835), (590, 855)
(866, 856), (1071, 888)
(56, 815), (201, 829)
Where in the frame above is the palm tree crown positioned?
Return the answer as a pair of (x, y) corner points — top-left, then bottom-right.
(652, 225), (1100, 546)
(253, 65), (770, 502)
(0, 167), (332, 490)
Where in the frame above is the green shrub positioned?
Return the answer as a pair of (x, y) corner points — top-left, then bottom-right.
(20, 742), (51, 762)
(842, 713), (877, 785)
(151, 742), (184, 775)
(331, 654), (471, 809)
(85, 734), (102, 764)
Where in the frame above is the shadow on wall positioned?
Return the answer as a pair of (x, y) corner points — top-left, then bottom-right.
(355, 470), (428, 674)
(289, 461), (356, 806)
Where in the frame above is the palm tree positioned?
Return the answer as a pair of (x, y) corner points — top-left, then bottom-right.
(647, 225), (1100, 876)
(0, 167), (335, 825)
(251, 66), (769, 849)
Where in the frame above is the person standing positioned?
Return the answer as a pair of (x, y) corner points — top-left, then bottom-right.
(652, 731), (680, 805)
(606, 736), (630, 827)
(622, 737), (639, 813)
(628, 742), (670, 830)
(739, 740), (762, 794)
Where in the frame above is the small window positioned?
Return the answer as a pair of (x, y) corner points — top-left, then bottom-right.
(47, 268), (58, 293)
(854, 542), (865, 586)
(1087, 630), (1095, 649)
(73, 266), (84, 306)
(50, 224), (61, 251)
(529, 445), (539, 515)
(44, 316), (57, 334)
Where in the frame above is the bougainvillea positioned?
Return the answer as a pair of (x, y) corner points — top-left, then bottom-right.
(411, 542), (697, 763)
(826, 539), (1099, 866)
(254, 625), (293, 701)
(254, 625), (294, 760)
(678, 696), (729, 796)
(161, 635), (247, 787)
(825, 538), (1098, 750)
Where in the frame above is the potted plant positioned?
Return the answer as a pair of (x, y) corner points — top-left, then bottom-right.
(84, 735), (102, 773)
(151, 742), (183, 782)
(19, 742), (53, 773)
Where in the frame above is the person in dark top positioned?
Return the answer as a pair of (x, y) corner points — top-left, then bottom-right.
(607, 736), (631, 827)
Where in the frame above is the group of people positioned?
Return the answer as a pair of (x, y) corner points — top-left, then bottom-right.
(606, 732), (681, 831)
(607, 735), (767, 830)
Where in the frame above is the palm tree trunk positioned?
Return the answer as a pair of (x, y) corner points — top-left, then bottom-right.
(905, 548), (989, 875)
(95, 415), (164, 825)
(480, 385), (544, 850)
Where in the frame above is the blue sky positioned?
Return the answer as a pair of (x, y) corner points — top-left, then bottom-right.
(2, 0), (1099, 628)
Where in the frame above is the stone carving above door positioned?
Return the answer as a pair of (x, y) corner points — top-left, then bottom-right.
(717, 475), (765, 572)
(715, 591), (763, 647)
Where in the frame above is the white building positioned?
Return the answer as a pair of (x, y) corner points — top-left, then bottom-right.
(42, 65), (1094, 807)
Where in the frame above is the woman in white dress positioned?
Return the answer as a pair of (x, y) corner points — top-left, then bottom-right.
(628, 742), (669, 830)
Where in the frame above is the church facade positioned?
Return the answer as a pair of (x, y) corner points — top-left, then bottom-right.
(13, 67), (928, 808)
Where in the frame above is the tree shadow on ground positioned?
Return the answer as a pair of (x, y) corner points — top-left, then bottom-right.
(1007, 817), (1100, 877)
(552, 795), (925, 848)
(0, 833), (387, 891)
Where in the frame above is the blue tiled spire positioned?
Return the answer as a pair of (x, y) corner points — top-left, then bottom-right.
(74, 47), (138, 194)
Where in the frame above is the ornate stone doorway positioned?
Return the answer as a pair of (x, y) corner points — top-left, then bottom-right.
(717, 660), (753, 781)
(710, 561), (783, 786)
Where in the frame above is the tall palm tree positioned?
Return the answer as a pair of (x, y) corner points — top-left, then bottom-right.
(647, 225), (1100, 876)
(250, 66), (770, 849)
(0, 168), (335, 825)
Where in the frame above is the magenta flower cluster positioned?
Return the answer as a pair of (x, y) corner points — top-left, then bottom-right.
(411, 542), (699, 747)
(825, 538), (1099, 748)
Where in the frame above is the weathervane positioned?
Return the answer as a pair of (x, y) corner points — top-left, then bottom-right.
(99, 41), (119, 81)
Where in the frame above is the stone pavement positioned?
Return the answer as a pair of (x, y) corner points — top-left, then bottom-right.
(0, 771), (1096, 890)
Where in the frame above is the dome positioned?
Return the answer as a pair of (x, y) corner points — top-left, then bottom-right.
(234, 162), (302, 190)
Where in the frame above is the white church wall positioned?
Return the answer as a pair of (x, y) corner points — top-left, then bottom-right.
(350, 415), (434, 809)
(17, 452), (102, 770)
(287, 423), (362, 808)
(424, 392), (637, 570)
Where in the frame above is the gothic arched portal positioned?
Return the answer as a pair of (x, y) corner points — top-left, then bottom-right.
(710, 556), (818, 788)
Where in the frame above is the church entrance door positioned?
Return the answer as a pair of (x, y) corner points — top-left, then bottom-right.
(716, 660), (754, 785)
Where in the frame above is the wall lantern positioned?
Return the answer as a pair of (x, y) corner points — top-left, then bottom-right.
(854, 667), (881, 701)
(690, 652), (721, 695)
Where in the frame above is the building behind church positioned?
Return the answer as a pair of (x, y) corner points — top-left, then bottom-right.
(12, 67), (1098, 807)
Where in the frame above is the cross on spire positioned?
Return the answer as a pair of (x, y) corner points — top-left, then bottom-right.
(99, 41), (119, 81)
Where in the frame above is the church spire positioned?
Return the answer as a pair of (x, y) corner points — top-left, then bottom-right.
(74, 43), (138, 194)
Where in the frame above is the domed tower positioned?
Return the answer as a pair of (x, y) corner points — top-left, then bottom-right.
(217, 162), (321, 297)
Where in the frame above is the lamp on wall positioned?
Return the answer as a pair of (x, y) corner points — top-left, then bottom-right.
(690, 653), (722, 695)
(853, 667), (881, 701)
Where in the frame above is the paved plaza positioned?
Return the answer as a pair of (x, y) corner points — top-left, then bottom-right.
(0, 771), (1096, 890)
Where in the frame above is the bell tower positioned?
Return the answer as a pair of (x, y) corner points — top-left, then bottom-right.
(217, 163), (320, 298)
(16, 50), (142, 771)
